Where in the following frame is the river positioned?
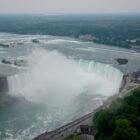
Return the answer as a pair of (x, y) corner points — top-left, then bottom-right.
(0, 33), (140, 140)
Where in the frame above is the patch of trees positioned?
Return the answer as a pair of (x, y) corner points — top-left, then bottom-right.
(0, 43), (9, 48)
(62, 134), (81, 140)
(94, 87), (140, 140)
(115, 58), (128, 65)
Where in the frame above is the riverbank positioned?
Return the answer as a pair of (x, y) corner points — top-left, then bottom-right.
(94, 86), (140, 139)
(33, 71), (140, 140)
(78, 34), (140, 53)
(0, 14), (140, 50)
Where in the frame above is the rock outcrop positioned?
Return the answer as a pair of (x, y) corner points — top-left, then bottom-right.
(0, 74), (17, 108)
(0, 74), (9, 93)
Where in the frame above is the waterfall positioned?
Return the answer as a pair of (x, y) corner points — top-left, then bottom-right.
(7, 49), (123, 106)
(77, 59), (123, 86)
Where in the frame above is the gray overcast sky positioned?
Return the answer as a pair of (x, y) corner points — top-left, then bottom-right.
(0, 0), (140, 14)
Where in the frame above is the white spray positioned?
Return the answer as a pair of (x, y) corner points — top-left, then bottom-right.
(8, 48), (123, 108)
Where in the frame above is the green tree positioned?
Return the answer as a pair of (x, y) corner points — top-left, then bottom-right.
(73, 136), (81, 140)
(125, 127), (138, 140)
(112, 127), (138, 140)
(94, 87), (140, 140)
(112, 127), (127, 140)
(62, 135), (81, 140)
(95, 109), (112, 133)
(115, 119), (131, 129)
(133, 88), (140, 98)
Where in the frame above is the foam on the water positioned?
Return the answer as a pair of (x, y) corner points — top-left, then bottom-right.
(42, 39), (82, 44)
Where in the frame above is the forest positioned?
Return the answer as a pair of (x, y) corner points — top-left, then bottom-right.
(0, 14), (140, 49)
(94, 87), (140, 140)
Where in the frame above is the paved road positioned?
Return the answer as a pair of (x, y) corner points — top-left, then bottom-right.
(34, 112), (95, 140)
(119, 74), (140, 98)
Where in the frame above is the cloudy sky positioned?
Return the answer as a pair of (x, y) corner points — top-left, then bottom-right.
(0, 0), (140, 14)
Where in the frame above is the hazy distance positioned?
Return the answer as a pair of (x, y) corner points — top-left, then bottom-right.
(0, 0), (140, 14)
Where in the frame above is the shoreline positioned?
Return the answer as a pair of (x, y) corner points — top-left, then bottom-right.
(33, 71), (140, 140)
(0, 31), (139, 54)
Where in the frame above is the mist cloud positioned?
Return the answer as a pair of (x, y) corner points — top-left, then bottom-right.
(8, 48), (123, 108)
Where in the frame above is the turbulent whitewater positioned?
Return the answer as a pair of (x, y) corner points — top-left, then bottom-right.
(8, 48), (123, 108)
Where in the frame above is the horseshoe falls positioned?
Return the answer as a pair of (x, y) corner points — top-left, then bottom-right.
(77, 59), (123, 87)
(5, 49), (123, 138)
(7, 49), (123, 108)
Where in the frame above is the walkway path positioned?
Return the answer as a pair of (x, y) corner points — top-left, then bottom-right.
(34, 112), (95, 140)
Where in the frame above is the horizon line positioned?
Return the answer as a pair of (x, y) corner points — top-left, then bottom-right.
(0, 12), (140, 16)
